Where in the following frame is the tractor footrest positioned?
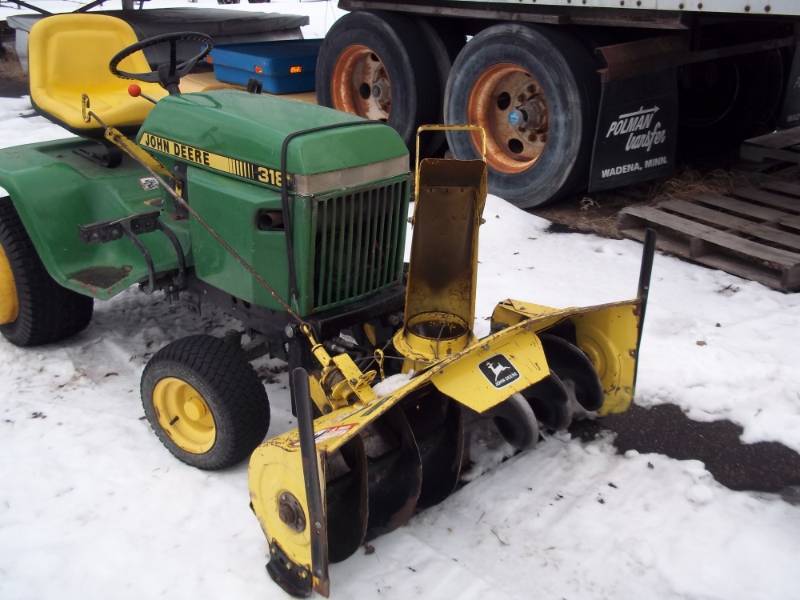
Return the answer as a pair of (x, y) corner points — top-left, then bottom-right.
(79, 211), (161, 244)
(69, 265), (133, 290)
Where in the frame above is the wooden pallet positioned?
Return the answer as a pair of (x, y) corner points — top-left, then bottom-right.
(617, 179), (800, 291)
(741, 126), (800, 166)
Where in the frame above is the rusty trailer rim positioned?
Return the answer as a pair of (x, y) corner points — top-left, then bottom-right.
(467, 63), (549, 174)
(331, 44), (392, 121)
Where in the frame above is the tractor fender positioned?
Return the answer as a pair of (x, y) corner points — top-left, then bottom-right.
(0, 140), (185, 300)
(0, 171), (75, 292)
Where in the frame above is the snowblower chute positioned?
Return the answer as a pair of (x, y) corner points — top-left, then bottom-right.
(248, 126), (655, 598)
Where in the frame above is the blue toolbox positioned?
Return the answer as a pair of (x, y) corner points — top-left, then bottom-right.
(209, 39), (321, 94)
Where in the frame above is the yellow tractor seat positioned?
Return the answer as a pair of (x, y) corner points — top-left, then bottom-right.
(28, 14), (166, 134)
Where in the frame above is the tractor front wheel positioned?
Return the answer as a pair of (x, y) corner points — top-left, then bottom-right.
(0, 197), (93, 347)
(141, 334), (270, 470)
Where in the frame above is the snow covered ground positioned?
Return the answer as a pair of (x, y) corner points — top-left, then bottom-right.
(1, 2), (800, 599)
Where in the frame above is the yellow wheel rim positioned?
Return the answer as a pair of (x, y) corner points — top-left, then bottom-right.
(152, 377), (216, 454)
(0, 244), (19, 325)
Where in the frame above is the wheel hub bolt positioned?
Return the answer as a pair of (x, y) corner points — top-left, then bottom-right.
(278, 492), (307, 533)
(508, 109), (526, 127)
(278, 502), (296, 525)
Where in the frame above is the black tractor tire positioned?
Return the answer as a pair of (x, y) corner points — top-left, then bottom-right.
(444, 24), (599, 207)
(0, 197), (93, 347)
(141, 334), (270, 470)
(316, 10), (440, 151)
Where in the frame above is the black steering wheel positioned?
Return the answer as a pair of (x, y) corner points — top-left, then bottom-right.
(109, 31), (214, 95)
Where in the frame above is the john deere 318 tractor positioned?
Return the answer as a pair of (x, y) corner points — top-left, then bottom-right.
(0, 13), (654, 597)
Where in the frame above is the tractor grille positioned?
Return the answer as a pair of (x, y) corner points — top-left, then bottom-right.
(312, 178), (408, 311)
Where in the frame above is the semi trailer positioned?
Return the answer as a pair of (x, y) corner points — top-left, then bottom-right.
(314, 0), (800, 207)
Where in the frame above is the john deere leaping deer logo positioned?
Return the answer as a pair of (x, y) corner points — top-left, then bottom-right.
(486, 361), (508, 380)
(479, 355), (520, 388)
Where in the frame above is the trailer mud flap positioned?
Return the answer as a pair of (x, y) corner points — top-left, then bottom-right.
(589, 58), (678, 192)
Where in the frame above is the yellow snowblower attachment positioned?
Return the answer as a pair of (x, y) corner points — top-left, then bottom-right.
(248, 126), (656, 597)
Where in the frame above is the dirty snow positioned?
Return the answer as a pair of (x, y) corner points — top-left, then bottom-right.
(1, 2), (799, 598)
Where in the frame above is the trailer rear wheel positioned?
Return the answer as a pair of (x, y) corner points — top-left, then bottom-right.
(445, 24), (599, 207)
(679, 50), (785, 157)
(317, 11), (439, 150)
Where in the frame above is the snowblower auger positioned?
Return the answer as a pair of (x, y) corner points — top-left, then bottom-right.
(248, 125), (656, 598)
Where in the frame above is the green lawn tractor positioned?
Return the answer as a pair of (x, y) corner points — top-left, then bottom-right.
(0, 13), (655, 598)
(0, 13), (412, 469)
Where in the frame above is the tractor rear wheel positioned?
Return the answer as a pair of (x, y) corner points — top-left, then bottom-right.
(445, 24), (599, 207)
(141, 334), (270, 470)
(316, 11), (440, 151)
(0, 197), (93, 347)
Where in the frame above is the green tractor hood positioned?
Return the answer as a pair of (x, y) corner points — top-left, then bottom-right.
(136, 90), (408, 186)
